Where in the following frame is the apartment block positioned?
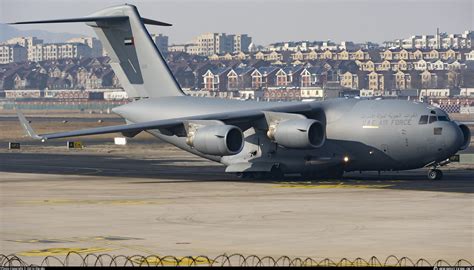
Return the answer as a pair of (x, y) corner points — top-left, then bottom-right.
(28, 44), (44, 62)
(385, 30), (473, 50)
(191, 33), (252, 56)
(42, 43), (92, 61)
(151, 34), (169, 54)
(5, 36), (44, 62)
(0, 44), (28, 64)
(233, 34), (252, 53)
(5, 36), (43, 48)
(168, 44), (197, 54)
(67, 37), (103, 57)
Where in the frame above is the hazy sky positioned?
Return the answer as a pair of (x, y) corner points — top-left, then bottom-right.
(1, 0), (472, 45)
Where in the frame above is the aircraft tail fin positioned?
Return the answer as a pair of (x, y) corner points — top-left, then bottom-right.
(10, 4), (183, 99)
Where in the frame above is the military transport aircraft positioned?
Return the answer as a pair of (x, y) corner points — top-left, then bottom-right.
(13, 4), (470, 180)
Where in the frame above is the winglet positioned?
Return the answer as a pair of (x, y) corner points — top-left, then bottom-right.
(17, 111), (44, 141)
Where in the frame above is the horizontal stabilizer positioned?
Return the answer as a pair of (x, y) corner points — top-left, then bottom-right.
(9, 16), (171, 26)
(9, 16), (128, 25)
(141, 17), (172, 26)
(17, 111), (42, 140)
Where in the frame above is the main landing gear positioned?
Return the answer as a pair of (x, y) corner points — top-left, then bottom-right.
(236, 167), (284, 180)
(427, 169), (443, 180)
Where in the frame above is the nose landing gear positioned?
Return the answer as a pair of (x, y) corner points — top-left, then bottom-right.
(427, 169), (443, 180)
(426, 159), (450, 180)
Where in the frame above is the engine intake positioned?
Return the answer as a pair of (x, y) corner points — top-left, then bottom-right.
(458, 123), (471, 150)
(186, 125), (244, 156)
(267, 119), (325, 149)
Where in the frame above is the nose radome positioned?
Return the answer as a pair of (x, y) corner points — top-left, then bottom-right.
(445, 123), (464, 152)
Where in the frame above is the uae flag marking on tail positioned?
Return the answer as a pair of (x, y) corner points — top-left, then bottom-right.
(124, 37), (134, 46)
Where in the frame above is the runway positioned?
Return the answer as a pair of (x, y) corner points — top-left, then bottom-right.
(0, 148), (473, 265)
(0, 151), (473, 192)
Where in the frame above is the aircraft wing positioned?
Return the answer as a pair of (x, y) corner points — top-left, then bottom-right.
(17, 103), (312, 141)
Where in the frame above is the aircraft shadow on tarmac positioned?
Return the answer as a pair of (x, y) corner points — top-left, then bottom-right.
(0, 152), (472, 193)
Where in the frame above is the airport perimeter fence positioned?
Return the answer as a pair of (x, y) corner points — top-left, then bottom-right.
(0, 253), (472, 267)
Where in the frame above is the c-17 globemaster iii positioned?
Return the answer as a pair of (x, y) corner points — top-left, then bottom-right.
(13, 4), (471, 180)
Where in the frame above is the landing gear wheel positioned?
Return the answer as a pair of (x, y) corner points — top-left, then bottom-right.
(428, 169), (443, 180)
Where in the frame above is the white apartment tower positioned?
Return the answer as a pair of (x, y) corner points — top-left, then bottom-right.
(0, 44), (28, 64)
(5, 37), (43, 61)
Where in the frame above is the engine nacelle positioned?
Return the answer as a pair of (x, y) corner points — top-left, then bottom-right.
(186, 125), (244, 156)
(267, 119), (325, 149)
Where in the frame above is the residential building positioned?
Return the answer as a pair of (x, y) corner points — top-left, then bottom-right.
(202, 67), (231, 91)
(233, 34), (252, 53)
(367, 71), (393, 94)
(375, 60), (392, 71)
(28, 44), (44, 62)
(384, 30), (473, 50)
(350, 49), (370, 60)
(0, 44), (27, 64)
(300, 87), (324, 99)
(151, 34), (169, 54)
(168, 44), (197, 54)
(251, 66), (278, 89)
(5, 37), (43, 61)
(414, 59), (428, 71)
(4, 36), (43, 48)
(340, 71), (367, 89)
(466, 50), (474, 61)
(67, 37), (103, 57)
(189, 33), (252, 56)
(42, 43), (92, 60)
(238, 89), (263, 100)
(393, 71), (414, 90)
(360, 89), (375, 97)
(226, 67), (254, 90)
(360, 60), (375, 71)
(300, 66), (323, 87)
(420, 70), (440, 88)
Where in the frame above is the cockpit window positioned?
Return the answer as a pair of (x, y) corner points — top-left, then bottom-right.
(437, 116), (449, 121)
(419, 115), (428, 124)
(429, 116), (437, 123)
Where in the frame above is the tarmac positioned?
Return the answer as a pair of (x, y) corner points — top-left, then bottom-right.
(0, 145), (473, 265)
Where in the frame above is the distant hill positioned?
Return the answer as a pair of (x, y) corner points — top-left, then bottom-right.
(0, 23), (84, 43)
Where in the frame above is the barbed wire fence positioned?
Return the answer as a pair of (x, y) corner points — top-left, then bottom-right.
(1, 253), (472, 267)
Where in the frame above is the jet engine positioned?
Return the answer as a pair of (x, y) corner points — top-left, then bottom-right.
(267, 119), (325, 149)
(458, 123), (471, 150)
(186, 125), (244, 156)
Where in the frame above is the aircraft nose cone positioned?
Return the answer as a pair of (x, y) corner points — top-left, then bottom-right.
(445, 123), (464, 153)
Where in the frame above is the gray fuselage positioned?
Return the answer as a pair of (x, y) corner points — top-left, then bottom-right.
(113, 96), (465, 174)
